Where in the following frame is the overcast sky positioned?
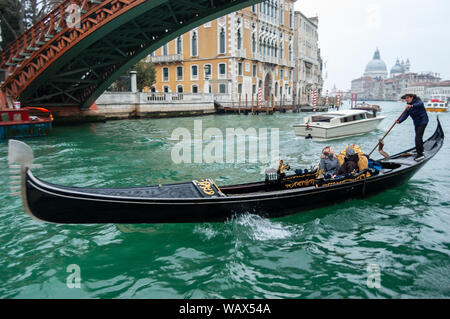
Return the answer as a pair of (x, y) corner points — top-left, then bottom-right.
(294, 0), (450, 91)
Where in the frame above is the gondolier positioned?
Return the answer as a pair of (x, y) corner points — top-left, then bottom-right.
(396, 94), (429, 161)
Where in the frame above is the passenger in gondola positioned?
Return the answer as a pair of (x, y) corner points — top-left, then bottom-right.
(335, 147), (360, 177)
(319, 146), (340, 177)
(277, 160), (291, 177)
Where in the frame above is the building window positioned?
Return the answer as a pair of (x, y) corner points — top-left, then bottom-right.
(252, 64), (257, 77)
(218, 63), (226, 78)
(238, 62), (243, 76)
(237, 30), (242, 50)
(219, 83), (227, 93)
(177, 85), (184, 93)
(280, 69), (283, 80)
(289, 70), (292, 81)
(163, 86), (169, 93)
(238, 83), (242, 94)
(192, 85), (198, 93)
(252, 84), (257, 95)
(163, 67), (169, 82)
(176, 37), (182, 55)
(176, 66), (183, 81)
(163, 44), (168, 56)
(252, 5), (256, 13)
(204, 64), (212, 79)
(191, 65), (198, 80)
(252, 34), (256, 53)
(219, 28), (226, 54)
(191, 31), (198, 57)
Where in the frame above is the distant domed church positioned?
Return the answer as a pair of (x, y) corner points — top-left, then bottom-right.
(390, 58), (410, 77)
(363, 48), (410, 79)
(364, 48), (388, 79)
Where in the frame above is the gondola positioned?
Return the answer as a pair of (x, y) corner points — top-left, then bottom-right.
(8, 119), (444, 224)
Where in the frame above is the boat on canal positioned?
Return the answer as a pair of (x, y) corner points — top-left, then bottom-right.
(8, 119), (443, 224)
(0, 107), (53, 140)
(293, 109), (385, 141)
(425, 98), (448, 113)
(353, 102), (382, 113)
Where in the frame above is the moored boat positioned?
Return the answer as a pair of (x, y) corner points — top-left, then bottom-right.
(425, 98), (448, 113)
(293, 109), (385, 141)
(0, 107), (53, 140)
(8, 119), (443, 224)
(353, 102), (382, 113)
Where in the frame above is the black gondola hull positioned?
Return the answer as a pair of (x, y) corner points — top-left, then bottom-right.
(22, 119), (443, 224)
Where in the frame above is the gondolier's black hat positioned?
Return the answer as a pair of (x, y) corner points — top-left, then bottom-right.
(401, 93), (417, 99)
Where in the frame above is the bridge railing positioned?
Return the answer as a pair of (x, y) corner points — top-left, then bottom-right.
(0, 0), (100, 68)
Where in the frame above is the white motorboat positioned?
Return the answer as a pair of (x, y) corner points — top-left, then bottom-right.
(425, 97), (448, 113)
(293, 109), (385, 141)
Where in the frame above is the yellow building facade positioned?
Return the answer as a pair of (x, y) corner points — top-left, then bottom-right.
(148, 1), (297, 103)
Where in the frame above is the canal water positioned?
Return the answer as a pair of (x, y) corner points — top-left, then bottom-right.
(0, 101), (449, 298)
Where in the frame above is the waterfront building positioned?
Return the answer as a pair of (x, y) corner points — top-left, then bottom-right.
(351, 48), (441, 101)
(293, 12), (323, 105)
(147, 1), (301, 104)
(404, 80), (450, 102)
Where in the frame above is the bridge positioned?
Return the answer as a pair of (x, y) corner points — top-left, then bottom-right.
(0, 0), (263, 111)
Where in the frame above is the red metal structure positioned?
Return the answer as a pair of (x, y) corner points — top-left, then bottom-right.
(0, 0), (263, 110)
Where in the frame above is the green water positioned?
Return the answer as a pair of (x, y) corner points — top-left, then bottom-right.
(0, 101), (449, 298)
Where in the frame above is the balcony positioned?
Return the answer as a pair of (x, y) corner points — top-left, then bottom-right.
(236, 48), (247, 59)
(148, 54), (183, 64)
(252, 52), (261, 61)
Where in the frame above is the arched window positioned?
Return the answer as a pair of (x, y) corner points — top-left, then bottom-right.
(289, 45), (292, 61)
(237, 30), (242, 50)
(191, 31), (198, 56)
(176, 37), (182, 55)
(252, 34), (256, 53)
(219, 28), (226, 54)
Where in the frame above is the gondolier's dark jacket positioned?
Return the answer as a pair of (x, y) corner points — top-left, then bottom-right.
(398, 97), (429, 127)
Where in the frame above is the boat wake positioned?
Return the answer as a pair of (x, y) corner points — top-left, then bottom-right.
(229, 213), (302, 242)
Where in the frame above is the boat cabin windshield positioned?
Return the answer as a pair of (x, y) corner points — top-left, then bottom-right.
(311, 115), (337, 123)
(340, 112), (367, 123)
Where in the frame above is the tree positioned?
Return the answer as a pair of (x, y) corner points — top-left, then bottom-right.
(0, 0), (63, 49)
(133, 60), (156, 92)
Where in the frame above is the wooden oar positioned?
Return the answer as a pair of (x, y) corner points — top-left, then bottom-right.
(368, 107), (409, 157)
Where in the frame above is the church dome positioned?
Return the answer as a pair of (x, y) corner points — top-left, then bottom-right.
(390, 59), (405, 75)
(364, 48), (388, 79)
